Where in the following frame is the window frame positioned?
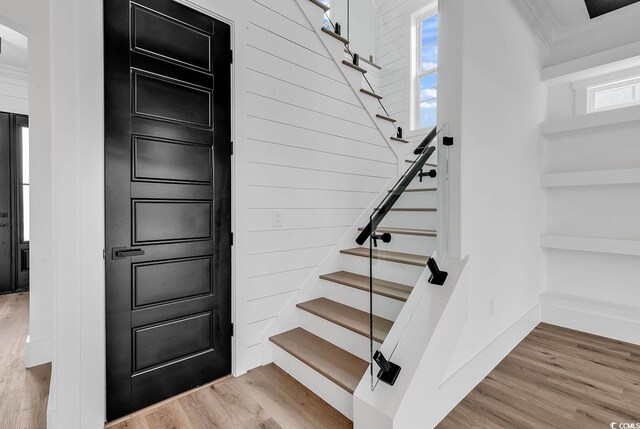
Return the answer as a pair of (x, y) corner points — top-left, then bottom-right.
(411, 3), (438, 131)
(587, 75), (640, 113)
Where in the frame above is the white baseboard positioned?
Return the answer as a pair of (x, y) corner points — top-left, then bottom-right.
(430, 305), (541, 427)
(25, 335), (52, 368)
(541, 292), (640, 346)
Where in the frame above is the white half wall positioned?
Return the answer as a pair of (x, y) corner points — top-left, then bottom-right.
(447, 0), (547, 381)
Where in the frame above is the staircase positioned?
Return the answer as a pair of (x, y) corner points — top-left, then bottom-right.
(265, 3), (441, 416)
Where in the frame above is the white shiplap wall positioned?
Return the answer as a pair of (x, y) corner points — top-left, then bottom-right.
(239, 0), (397, 370)
(0, 64), (28, 114)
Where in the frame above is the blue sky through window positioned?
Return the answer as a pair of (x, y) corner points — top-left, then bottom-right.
(419, 13), (438, 128)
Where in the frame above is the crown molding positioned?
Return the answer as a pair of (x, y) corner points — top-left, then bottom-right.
(514, 0), (640, 49)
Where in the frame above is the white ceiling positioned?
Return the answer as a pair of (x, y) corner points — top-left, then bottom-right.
(0, 23), (28, 71)
(515, 0), (640, 47)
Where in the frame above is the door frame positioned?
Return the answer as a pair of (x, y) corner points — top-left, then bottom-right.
(45, 0), (249, 426)
(99, 0), (247, 417)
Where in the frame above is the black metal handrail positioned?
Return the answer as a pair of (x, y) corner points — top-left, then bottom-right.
(355, 127), (440, 245)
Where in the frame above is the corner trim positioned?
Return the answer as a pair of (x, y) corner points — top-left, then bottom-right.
(25, 335), (52, 368)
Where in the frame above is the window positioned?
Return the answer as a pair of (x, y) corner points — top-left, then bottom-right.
(320, 0), (330, 27)
(587, 75), (640, 113)
(414, 9), (438, 129)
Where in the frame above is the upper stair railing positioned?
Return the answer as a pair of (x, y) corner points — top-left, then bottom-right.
(319, 0), (407, 139)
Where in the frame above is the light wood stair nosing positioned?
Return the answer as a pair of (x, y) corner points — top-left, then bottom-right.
(341, 60), (367, 74)
(360, 88), (383, 100)
(308, 0), (330, 11)
(340, 247), (429, 267)
(269, 327), (367, 394)
(373, 207), (437, 212)
(296, 297), (392, 343)
(321, 27), (349, 45)
(357, 226), (437, 237)
(376, 113), (397, 123)
(391, 136), (409, 143)
(387, 187), (437, 193)
(319, 270), (412, 302)
(405, 159), (437, 167)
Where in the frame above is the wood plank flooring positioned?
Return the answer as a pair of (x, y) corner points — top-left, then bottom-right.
(108, 364), (352, 429)
(0, 292), (52, 429)
(438, 323), (640, 428)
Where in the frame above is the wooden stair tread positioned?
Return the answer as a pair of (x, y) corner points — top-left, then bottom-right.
(360, 88), (382, 100)
(358, 226), (437, 237)
(342, 60), (367, 74)
(374, 207), (437, 212)
(405, 159), (437, 167)
(376, 114), (397, 123)
(321, 27), (349, 45)
(387, 187), (437, 193)
(308, 0), (330, 11)
(391, 136), (409, 143)
(269, 328), (367, 394)
(320, 270), (412, 301)
(341, 247), (429, 267)
(297, 298), (393, 343)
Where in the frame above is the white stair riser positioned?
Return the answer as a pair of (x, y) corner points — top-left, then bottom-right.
(373, 233), (437, 255)
(320, 278), (405, 321)
(340, 254), (424, 286)
(298, 310), (380, 362)
(379, 211), (439, 230)
(342, 63), (365, 89)
(375, 116), (397, 137)
(406, 176), (437, 189)
(393, 191), (438, 208)
(273, 346), (354, 419)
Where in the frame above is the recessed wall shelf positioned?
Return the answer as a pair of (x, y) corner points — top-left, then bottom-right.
(541, 105), (640, 136)
(541, 168), (640, 187)
(540, 234), (640, 256)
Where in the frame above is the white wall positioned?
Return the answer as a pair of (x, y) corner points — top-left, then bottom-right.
(235, 0), (396, 372)
(445, 0), (547, 376)
(0, 64), (28, 115)
(0, 0), (54, 368)
(541, 55), (640, 345)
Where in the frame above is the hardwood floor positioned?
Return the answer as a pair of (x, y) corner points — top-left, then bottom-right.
(0, 292), (52, 429)
(438, 323), (640, 428)
(108, 364), (352, 429)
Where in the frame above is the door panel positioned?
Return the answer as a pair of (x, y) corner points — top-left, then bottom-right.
(133, 311), (213, 372)
(133, 256), (212, 307)
(105, 0), (231, 420)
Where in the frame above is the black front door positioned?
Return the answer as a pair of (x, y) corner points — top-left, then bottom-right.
(104, 0), (232, 420)
(0, 113), (30, 295)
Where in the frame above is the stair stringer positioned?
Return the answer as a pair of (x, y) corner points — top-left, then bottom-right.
(294, 0), (406, 173)
(353, 255), (470, 429)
